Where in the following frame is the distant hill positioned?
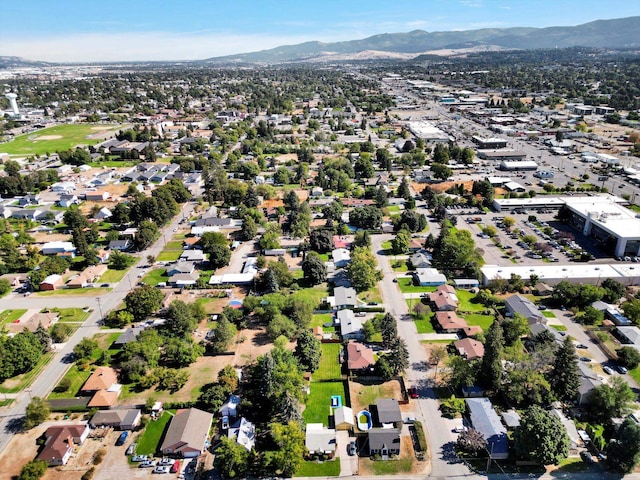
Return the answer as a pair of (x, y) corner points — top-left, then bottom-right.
(0, 56), (52, 68)
(203, 16), (640, 64)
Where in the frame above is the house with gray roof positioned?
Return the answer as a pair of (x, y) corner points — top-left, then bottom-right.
(90, 409), (142, 430)
(337, 309), (363, 340)
(368, 428), (401, 457)
(505, 294), (545, 325)
(328, 286), (358, 310)
(376, 399), (402, 427)
(161, 408), (213, 458)
(305, 424), (337, 455)
(577, 362), (602, 406)
(466, 398), (509, 459)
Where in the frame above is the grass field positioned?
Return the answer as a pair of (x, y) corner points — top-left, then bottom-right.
(397, 277), (437, 293)
(142, 268), (168, 286)
(296, 459), (340, 477)
(461, 314), (494, 331)
(303, 381), (347, 425)
(356, 383), (397, 408)
(137, 411), (173, 455)
(0, 123), (123, 156)
(314, 344), (342, 381)
(0, 309), (27, 326)
(414, 318), (435, 334)
(456, 290), (487, 312)
(55, 308), (90, 323)
(367, 458), (413, 475)
(99, 268), (129, 284)
(542, 310), (556, 318)
(35, 287), (111, 297)
(48, 365), (92, 399)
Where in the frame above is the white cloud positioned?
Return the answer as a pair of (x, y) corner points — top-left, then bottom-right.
(0, 31), (343, 62)
(460, 0), (484, 7)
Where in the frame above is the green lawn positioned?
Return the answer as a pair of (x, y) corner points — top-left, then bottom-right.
(296, 459), (340, 477)
(414, 318), (435, 334)
(54, 308), (91, 323)
(550, 324), (567, 331)
(137, 411), (173, 455)
(35, 287), (111, 297)
(291, 284), (328, 309)
(631, 368), (640, 385)
(358, 285), (382, 304)
(314, 344), (342, 381)
(303, 381), (346, 425)
(462, 314), (495, 332)
(386, 205), (401, 213)
(0, 309), (27, 326)
(456, 290), (487, 312)
(542, 310), (556, 318)
(48, 365), (92, 399)
(99, 268), (129, 284)
(397, 277), (436, 293)
(391, 260), (409, 272)
(369, 458), (413, 475)
(311, 313), (335, 333)
(157, 250), (182, 262)
(0, 123), (123, 156)
(142, 268), (168, 286)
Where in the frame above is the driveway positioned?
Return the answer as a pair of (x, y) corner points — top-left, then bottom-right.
(336, 430), (357, 476)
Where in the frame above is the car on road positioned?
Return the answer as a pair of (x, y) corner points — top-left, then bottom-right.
(115, 431), (128, 446)
(409, 386), (419, 399)
(603, 366), (615, 375)
(404, 417), (416, 424)
(579, 357), (592, 362)
(576, 344), (588, 349)
(153, 466), (171, 474)
(132, 455), (148, 462)
(347, 441), (356, 456)
(453, 426), (466, 433)
(617, 365), (629, 374)
(580, 451), (595, 463)
(355, 312), (366, 317)
(392, 278), (398, 283)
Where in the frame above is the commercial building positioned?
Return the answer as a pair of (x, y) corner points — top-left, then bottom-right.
(481, 263), (640, 286)
(407, 121), (450, 143)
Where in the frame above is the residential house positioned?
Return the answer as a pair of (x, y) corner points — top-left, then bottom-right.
(435, 311), (468, 333)
(466, 398), (509, 459)
(89, 409), (142, 430)
(36, 424), (90, 466)
(219, 395), (241, 419)
(333, 406), (355, 431)
(305, 424), (337, 455)
(409, 252), (431, 268)
(376, 399), (402, 427)
(413, 268), (447, 287)
(40, 274), (64, 291)
(500, 409), (521, 430)
(332, 248), (351, 268)
(18, 194), (41, 206)
(577, 362), (602, 406)
(109, 239), (131, 251)
(616, 326), (640, 351)
(346, 342), (375, 373)
(168, 272), (200, 287)
(85, 191), (111, 202)
(6, 311), (58, 334)
(81, 366), (118, 395)
(454, 278), (480, 290)
(368, 428), (401, 457)
(228, 417), (255, 451)
(94, 207), (112, 220)
(58, 194), (79, 207)
(428, 284), (459, 311)
(161, 408), (214, 458)
(41, 241), (76, 256)
(167, 262), (195, 277)
(330, 286), (358, 310)
(114, 326), (145, 347)
(550, 409), (581, 450)
(337, 309), (363, 340)
(454, 338), (485, 360)
(504, 294), (545, 325)
(11, 208), (42, 221)
(179, 250), (206, 263)
(66, 264), (108, 289)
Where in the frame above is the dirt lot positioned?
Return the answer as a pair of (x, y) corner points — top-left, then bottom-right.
(349, 378), (408, 414)
(358, 435), (427, 476)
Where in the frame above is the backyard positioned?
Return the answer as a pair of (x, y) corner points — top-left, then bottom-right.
(136, 411), (173, 455)
(302, 381), (347, 425)
(314, 344), (342, 382)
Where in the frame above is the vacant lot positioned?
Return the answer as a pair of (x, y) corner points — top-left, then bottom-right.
(349, 379), (403, 413)
(1, 123), (122, 156)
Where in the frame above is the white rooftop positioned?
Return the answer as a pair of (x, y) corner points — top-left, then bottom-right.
(482, 263), (640, 286)
(564, 196), (640, 239)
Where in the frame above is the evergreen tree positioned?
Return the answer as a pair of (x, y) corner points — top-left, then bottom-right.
(243, 184), (260, 208)
(293, 329), (321, 372)
(263, 268), (279, 293)
(397, 176), (411, 201)
(546, 337), (580, 402)
(380, 313), (398, 348)
(480, 320), (504, 391)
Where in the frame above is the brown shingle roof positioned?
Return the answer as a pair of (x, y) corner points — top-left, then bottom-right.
(435, 311), (468, 331)
(81, 367), (118, 392)
(347, 342), (375, 371)
(455, 338), (485, 360)
(161, 408), (213, 456)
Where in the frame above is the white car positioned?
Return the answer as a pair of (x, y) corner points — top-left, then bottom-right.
(152, 465), (171, 474)
(603, 366), (615, 375)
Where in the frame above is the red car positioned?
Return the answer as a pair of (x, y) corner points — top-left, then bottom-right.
(409, 386), (419, 399)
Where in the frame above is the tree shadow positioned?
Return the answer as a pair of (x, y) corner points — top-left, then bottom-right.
(5, 416), (24, 434)
(411, 360), (430, 372)
(440, 441), (462, 464)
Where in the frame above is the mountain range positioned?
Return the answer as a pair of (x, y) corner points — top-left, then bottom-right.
(204, 16), (640, 64)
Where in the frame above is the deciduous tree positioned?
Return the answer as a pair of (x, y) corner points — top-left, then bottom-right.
(514, 405), (569, 465)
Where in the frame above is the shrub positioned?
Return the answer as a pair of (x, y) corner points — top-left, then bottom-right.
(413, 420), (428, 454)
(53, 377), (72, 393)
(93, 448), (106, 465)
(81, 467), (95, 480)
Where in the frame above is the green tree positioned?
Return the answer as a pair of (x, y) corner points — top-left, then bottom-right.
(73, 337), (98, 361)
(18, 460), (48, 480)
(209, 314), (237, 353)
(301, 252), (327, 286)
(386, 336), (409, 375)
(431, 163), (452, 180)
(446, 356), (478, 391)
(349, 206), (383, 230)
(440, 395), (466, 418)
(259, 231), (281, 250)
(546, 337), (580, 402)
(379, 313), (398, 348)
(397, 176), (412, 200)
(590, 375), (636, 423)
(218, 365), (239, 395)
(309, 229), (334, 253)
(240, 216), (258, 241)
(502, 314), (529, 346)
(617, 346), (640, 370)
(606, 417), (640, 473)
(266, 421), (305, 477)
(391, 228), (411, 254)
(347, 246), (382, 292)
(135, 220), (160, 250)
(514, 405), (569, 465)
(578, 306), (604, 326)
(215, 436), (250, 477)
(165, 300), (198, 337)
(124, 284), (164, 322)
(25, 397), (51, 429)
(108, 250), (136, 270)
(293, 329), (321, 372)
(480, 320), (504, 391)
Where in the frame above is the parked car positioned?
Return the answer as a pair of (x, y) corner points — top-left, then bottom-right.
(617, 365), (629, 374)
(580, 451), (595, 463)
(579, 357), (592, 362)
(158, 458), (175, 466)
(152, 466), (171, 474)
(404, 417), (416, 424)
(140, 460), (158, 468)
(222, 415), (229, 430)
(453, 426), (466, 433)
(115, 431), (129, 446)
(409, 386), (419, 399)
(576, 344), (588, 349)
(170, 460), (181, 474)
(126, 443), (137, 455)
(347, 441), (356, 456)
(603, 366), (615, 375)
(132, 455), (148, 462)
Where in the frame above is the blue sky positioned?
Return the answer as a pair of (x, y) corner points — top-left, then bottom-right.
(1, 0), (638, 62)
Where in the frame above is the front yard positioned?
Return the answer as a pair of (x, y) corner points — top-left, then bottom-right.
(136, 411), (172, 455)
(296, 459), (340, 477)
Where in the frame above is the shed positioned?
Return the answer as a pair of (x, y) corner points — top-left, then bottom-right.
(333, 406), (355, 431)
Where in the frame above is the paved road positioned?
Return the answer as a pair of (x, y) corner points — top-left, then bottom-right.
(0, 201), (196, 455)
(371, 234), (469, 478)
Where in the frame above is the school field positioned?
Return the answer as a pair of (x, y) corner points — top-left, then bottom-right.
(0, 123), (124, 156)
